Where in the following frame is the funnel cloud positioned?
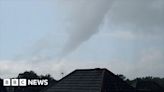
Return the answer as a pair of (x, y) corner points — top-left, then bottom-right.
(60, 0), (113, 57)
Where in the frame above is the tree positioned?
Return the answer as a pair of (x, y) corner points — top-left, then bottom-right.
(17, 71), (39, 79)
(14, 71), (56, 92)
(117, 74), (126, 81)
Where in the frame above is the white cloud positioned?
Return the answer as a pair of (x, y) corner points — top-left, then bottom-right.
(1, 49), (164, 80)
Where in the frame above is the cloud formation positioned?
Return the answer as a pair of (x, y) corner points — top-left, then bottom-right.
(59, 0), (113, 57)
(23, 0), (164, 59)
(58, 0), (164, 58)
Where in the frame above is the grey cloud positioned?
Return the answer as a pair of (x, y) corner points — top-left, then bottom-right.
(59, 0), (113, 58)
(109, 0), (164, 34)
(27, 0), (164, 59)
(60, 0), (164, 57)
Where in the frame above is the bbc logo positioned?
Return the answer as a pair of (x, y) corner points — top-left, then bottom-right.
(3, 79), (27, 86)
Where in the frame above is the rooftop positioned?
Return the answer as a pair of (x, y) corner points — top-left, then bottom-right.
(43, 68), (135, 92)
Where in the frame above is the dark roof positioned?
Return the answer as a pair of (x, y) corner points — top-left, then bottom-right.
(43, 68), (135, 92)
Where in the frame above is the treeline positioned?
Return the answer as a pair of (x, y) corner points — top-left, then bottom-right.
(118, 74), (164, 88)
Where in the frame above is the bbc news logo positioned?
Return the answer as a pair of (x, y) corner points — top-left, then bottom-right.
(3, 79), (48, 86)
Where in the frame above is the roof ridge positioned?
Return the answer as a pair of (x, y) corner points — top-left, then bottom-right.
(42, 70), (77, 92)
(75, 68), (107, 71)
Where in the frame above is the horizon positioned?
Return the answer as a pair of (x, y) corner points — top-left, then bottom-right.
(1, 68), (164, 81)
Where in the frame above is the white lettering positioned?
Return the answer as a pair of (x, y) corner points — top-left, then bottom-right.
(3, 79), (10, 86)
(28, 79), (48, 86)
(19, 79), (27, 86)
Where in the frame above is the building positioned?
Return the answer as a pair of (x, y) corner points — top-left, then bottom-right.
(42, 68), (135, 92)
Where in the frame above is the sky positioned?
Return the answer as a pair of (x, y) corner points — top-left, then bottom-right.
(0, 0), (164, 80)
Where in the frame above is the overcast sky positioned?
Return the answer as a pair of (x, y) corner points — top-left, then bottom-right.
(0, 0), (164, 79)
